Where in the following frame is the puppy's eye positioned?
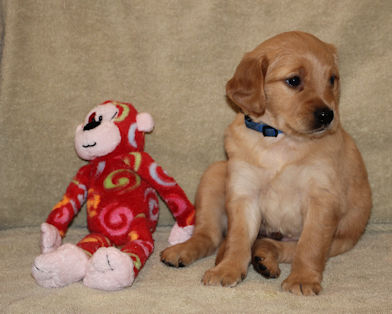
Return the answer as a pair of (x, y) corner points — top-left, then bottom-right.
(285, 76), (301, 88)
(330, 75), (336, 86)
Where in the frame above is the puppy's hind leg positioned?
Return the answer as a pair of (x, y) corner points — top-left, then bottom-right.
(160, 161), (227, 267)
(252, 238), (297, 279)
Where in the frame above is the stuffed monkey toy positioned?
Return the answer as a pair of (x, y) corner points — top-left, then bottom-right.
(32, 101), (195, 290)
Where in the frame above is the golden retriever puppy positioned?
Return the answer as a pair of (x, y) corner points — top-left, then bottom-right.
(161, 31), (372, 296)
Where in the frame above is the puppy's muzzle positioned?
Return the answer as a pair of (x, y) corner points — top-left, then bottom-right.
(313, 107), (334, 129)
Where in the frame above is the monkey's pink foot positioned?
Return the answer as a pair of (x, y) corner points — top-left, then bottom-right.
(83, 247), (135, 291)
(32, 243), (89, 288)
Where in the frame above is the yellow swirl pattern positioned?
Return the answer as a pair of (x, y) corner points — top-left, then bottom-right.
(104, 169), (141, 193)
(113, 103), (130, 122)
(129, 152), (141, 171)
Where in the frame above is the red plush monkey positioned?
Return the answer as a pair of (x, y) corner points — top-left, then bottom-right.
(32, 101), (195, 290)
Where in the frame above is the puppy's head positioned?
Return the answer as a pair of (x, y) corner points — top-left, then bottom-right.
(226, 31), (340, 137)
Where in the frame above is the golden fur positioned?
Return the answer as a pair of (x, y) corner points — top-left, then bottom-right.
(161, 31), (372, 296)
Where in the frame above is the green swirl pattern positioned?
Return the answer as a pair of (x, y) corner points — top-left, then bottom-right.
(103, 169), (141, 193)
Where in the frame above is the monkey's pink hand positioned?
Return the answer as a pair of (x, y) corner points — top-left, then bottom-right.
(40, 223), (62, 254)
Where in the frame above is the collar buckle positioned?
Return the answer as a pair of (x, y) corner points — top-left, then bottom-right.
(244, 115), (282, 137)
(262, 125), (279, 137)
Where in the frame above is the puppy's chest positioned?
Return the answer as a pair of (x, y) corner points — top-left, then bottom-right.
(253, 142), (308, 237)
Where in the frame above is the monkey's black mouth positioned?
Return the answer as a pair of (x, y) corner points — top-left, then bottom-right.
(82, 142), (97, 148)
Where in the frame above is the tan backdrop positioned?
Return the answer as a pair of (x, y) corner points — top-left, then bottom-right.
(1, 0), (391, 230)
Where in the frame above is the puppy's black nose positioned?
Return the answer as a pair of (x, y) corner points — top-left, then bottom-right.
(314, 107), (334, 127)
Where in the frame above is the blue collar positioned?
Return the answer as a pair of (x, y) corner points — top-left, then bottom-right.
(244, 115), (283, 137)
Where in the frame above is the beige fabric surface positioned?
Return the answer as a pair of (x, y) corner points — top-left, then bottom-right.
(0, 0), (391, 313)
(1, 227), (392, 313)
(0, 0), (391, 229)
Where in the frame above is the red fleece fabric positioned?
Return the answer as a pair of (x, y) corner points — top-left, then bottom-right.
(45, 101), (195, 277)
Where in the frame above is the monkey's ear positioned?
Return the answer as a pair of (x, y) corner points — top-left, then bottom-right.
(226, 55), (268, 116)
(136, 112), (154, 133)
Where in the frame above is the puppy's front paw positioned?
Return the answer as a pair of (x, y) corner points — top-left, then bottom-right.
(160, 242), (196, 268)
(282, 273), (322, 296)
(202, 264), (246, 287)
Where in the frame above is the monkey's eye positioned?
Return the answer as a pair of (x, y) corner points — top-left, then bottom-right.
(285, 76), (302, 88)
(87, 112), (102, 122)
(111, 111), (118, 120)
(83, 112), (103, 131)
(88, 112), (96, 123)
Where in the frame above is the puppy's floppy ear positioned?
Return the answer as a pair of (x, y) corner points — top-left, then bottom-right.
(226, 55), (268, 116)
(326, 43), (338, 65)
